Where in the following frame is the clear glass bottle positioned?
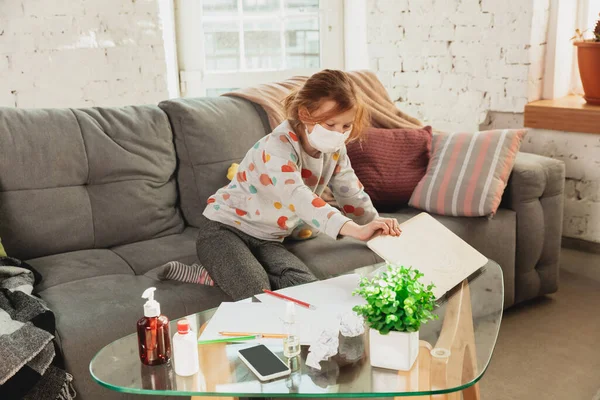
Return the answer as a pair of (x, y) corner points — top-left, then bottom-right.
(137, 287), (171, 366)
(283, 302), (301, 358)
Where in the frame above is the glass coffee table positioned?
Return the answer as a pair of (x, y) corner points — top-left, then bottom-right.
(90, 261), (503, 399)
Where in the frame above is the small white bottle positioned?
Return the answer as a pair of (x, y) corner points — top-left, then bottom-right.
(283, 302), (301, 358)
(172, 319), (199, 376)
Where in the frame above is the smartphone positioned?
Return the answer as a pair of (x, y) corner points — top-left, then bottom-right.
(238, 345), (291, 381)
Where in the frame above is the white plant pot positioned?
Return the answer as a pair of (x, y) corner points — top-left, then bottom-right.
(369, 328), (419, 371)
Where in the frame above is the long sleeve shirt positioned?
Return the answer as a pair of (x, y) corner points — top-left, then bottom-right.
(203, 120), (379, 241)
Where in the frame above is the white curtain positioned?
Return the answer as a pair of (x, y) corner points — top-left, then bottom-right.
(572, 0), (600, 95)
(544, 0), (600, 99)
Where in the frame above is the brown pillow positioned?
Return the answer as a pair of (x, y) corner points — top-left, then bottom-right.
(346, 126), (432, 210)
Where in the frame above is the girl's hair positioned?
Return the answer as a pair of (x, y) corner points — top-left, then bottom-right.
(283, 69), (369, 142)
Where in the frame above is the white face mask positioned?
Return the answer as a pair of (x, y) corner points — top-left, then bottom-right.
(305, 124), (351, 153)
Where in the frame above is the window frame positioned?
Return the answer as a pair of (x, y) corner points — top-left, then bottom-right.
(175, 0), (344, 97)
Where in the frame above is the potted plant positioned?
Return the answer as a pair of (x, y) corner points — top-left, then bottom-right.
(573, 13), (600, 105)
(353, 265), (438, 371)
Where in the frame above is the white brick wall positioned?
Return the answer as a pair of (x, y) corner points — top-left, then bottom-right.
(522, 131), (600, 244)
(366, 0), (550, 132)
(0, 0), (168, 108)
(483, 114), (600, 244)
(367, 0), (600, 243)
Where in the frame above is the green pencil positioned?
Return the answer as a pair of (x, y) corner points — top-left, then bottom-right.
(197, 335), (260, 345)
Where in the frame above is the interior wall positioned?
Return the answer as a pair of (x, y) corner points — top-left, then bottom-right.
(366, 0), (600, 243)
(366, 0), (550, 132)
(0, 0), (168, 108)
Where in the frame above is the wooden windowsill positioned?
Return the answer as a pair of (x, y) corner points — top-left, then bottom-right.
(524, 96), (600, 134)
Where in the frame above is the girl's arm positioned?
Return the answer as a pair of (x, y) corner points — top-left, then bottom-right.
(328, 146), (379, 225)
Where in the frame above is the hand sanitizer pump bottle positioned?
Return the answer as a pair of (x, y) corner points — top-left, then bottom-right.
(137, 287), (171, 366)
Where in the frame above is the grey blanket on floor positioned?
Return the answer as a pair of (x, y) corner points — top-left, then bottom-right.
(0, 257), (75, 399)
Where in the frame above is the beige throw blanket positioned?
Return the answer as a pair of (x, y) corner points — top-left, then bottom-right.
(224, 70), (425, 206)
(224, 70), (424, 130)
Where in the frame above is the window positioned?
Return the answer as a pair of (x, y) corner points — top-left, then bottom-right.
(571, 0), (600, 95)
(544, 0), (600, 99)
(176, 0), (344, 97)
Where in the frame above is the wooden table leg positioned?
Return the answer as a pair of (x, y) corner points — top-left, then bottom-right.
(191, 321), (238, 400)
(463, 382), (481, 400)
(428, 280), (479, 400)
(395, 341), (434, 400)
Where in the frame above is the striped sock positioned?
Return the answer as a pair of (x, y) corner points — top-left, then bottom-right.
(159, 261), (215, 286)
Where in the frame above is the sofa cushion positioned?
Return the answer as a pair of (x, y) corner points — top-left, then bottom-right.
(0, 106), (184, 260)
(158, 97), (270, 228)
(346, 126), (432, 210)
(285, 236), (382, 278)
(409, 129), (527, 217)
(27, 250), (134, 292)
(37, 275), (230, 400)
(111, 227), (200, 276)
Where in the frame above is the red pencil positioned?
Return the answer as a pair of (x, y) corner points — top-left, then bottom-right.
(262, 289), (317, 310)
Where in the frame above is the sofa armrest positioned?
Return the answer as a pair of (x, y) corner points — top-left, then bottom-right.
(501, 152), (565, 304)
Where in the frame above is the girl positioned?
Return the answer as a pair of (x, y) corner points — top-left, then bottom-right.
(197, 70), (402, 300)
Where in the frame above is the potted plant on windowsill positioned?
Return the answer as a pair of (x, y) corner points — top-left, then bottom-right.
(573, 13), (600, 105)
(353, 265), (438, 371)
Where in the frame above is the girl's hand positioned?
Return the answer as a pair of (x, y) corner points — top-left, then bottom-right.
(373, 217), (402, 237)
(340, 218), (402, 242)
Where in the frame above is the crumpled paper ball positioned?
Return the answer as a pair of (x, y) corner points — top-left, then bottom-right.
(306, 312), (366, 370)
(339, 311), (365, 337)
(306, 329), (339, 370)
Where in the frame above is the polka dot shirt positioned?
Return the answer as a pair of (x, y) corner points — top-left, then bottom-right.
(203, 120), (378, 241)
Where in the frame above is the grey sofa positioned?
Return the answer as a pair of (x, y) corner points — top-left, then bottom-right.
(0, 96), (565, 399)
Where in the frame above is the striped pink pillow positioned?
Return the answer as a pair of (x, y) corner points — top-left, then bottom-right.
(409, 129), (527, 217)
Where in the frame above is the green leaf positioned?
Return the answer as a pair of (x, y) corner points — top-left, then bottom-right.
(353, 262), (438, 334)
(384, 305), (397, 314)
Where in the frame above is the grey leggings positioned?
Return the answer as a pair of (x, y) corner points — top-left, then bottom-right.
(196, 216), (317, 301)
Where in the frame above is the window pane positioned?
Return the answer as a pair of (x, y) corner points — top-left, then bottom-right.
(244, 20), (282, 70)
(204, 21), (240, 71)
(243, 0), (279, 13)
(285, 17), (320, 68)
(202, 0), (238, 16)
(284, 0), (319, 13)
(200, 1), (321, 72)
(206, 88), (239, 96)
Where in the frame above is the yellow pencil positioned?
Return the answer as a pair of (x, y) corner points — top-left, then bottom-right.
(219, 331), (288, 339)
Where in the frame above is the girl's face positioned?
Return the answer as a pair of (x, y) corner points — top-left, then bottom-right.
(301, 99), (356, 134)
(298, 100), (357, 157)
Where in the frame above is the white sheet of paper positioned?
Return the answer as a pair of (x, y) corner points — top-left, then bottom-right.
(198, 302), (340, 345)
(254, 274), (366, 312)
(367, 212), (488, 299)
